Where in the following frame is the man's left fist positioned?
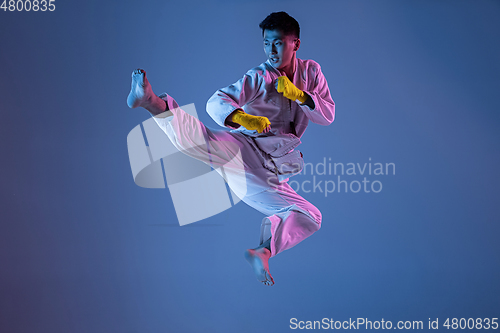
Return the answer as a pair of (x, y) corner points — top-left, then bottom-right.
(275, 76), (308, 104)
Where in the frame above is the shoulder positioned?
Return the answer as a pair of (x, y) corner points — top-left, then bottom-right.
(245, 61), (273, 77)
(241, 61), (276, 85)
(297, 58), (322, 77)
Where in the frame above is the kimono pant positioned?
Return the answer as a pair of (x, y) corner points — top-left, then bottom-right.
(154, 93), (322, 257)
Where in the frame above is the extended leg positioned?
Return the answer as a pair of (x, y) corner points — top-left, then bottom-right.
(127, 69), (172, 117)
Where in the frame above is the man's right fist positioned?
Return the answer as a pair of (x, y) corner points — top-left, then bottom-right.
(231, 109), (271, 133)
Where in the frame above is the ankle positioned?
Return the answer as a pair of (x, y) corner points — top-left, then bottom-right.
(142, 94), (162, 114)
(254, 247), (271, 257)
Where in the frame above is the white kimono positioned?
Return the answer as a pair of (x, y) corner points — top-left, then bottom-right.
(207, 57), (335, 138)
(153, 57), (335, 257)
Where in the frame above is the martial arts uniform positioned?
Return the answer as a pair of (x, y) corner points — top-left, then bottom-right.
(153, 57), (335, 257)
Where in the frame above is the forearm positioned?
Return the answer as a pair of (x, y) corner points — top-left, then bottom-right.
(299, 92), (335, 125)
(299, 67), (335, 125)
(301, 93), (315, 109)
(207, 71), (262, 128)
(224, 108), (243, 128)
(229, 109), (271, 133)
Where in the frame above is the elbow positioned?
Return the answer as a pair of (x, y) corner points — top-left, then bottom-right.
(329, 110), (335, 124)
(328, 103), (335, 124)
(322, 103), (335, 125)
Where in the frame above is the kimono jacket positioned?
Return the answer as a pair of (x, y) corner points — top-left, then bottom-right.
(206, 57), (335, 182)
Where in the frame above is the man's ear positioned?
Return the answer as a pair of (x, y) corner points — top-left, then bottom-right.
(294, 38), (301, 51)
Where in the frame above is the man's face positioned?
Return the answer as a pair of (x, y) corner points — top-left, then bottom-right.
(263, 29), (299, 70)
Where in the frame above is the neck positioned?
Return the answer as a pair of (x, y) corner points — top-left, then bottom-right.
(279, 53), (296, 80)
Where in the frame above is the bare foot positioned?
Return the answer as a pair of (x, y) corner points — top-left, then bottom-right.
(127, 69), (155, 108)
(244, 248), (274, 286)
(127, 69), (171, 116)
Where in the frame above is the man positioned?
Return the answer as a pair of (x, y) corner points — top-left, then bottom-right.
(127, 12), (335, 286)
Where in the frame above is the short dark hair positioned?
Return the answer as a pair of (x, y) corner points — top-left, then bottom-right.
(259, 11), (300, 39)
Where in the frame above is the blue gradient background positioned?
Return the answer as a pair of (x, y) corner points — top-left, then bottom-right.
(1, 1), (499, 332)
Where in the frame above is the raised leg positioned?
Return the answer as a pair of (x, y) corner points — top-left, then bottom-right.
(127, 69), (172, 117)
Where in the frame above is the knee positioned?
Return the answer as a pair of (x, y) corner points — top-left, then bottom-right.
(301, 208), (322, 233)
(290, 204), (322, 232)
(305, 212), (321, 235)
(313, 214), (321, 232)
(309, 206), (322, 229)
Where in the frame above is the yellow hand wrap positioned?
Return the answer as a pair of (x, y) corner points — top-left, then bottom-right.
(276, 76), (308, 104)
(231, 109), (271, 133)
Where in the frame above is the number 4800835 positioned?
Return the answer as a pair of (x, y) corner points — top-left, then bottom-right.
(1, 0), (56, 11)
